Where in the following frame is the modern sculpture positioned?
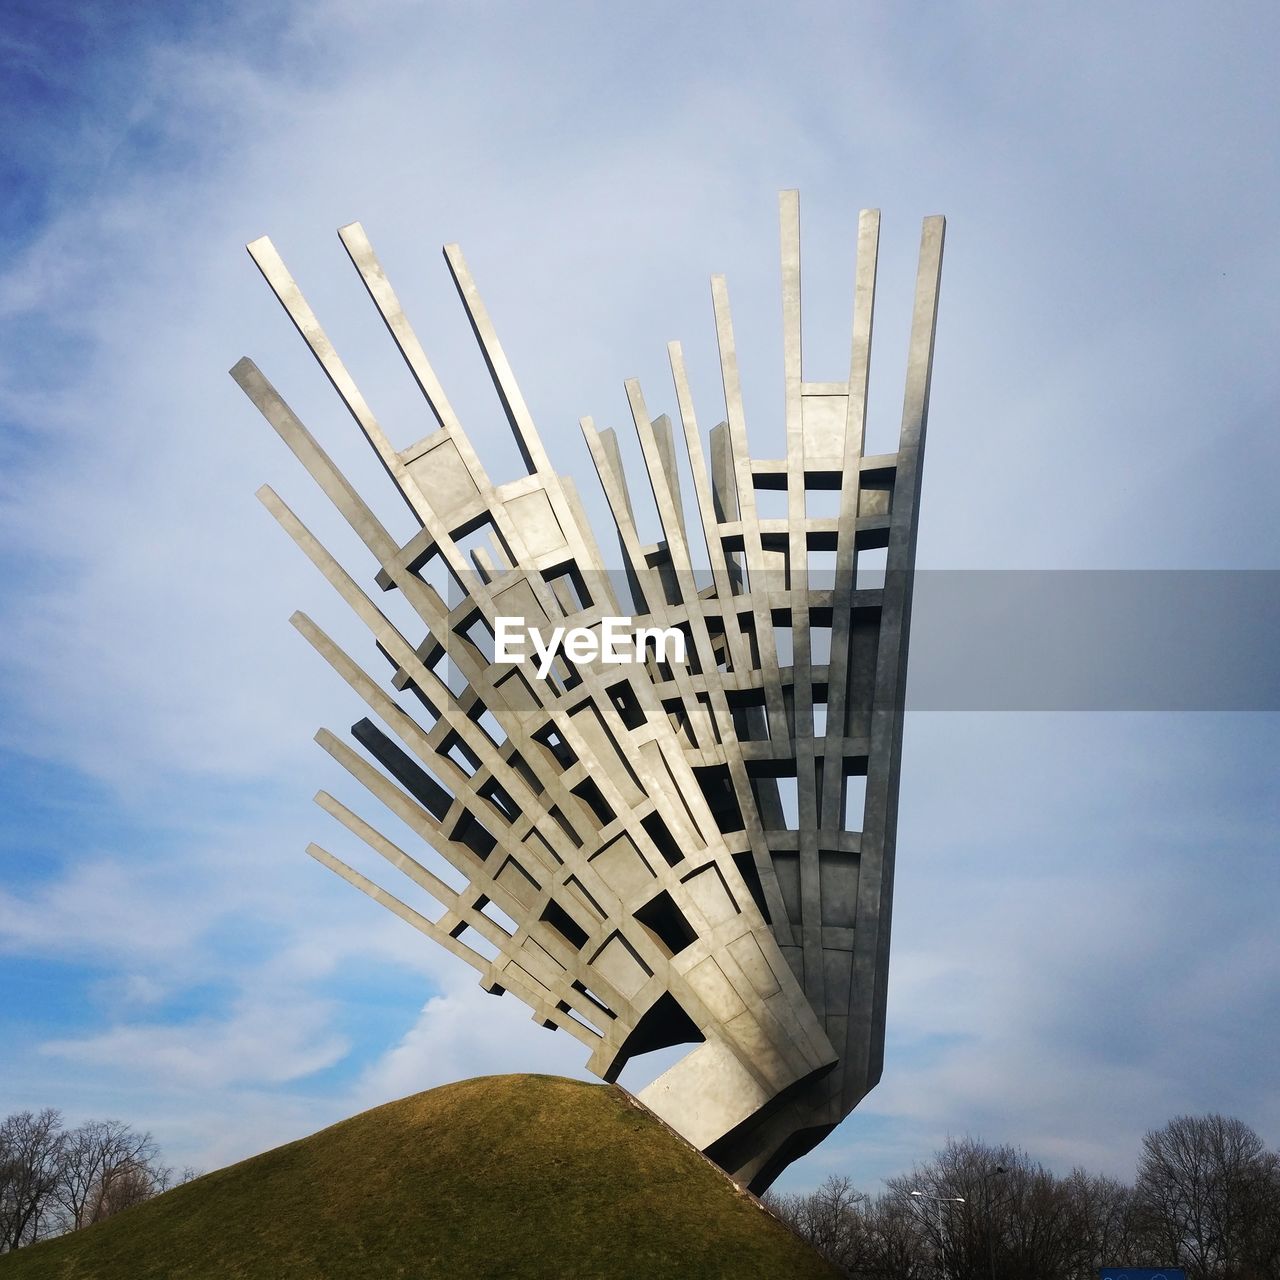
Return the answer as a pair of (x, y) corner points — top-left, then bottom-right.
(233, 192), (943, 1192)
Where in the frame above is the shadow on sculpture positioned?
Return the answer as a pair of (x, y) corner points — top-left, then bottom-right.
(233, 191), (944, 1192)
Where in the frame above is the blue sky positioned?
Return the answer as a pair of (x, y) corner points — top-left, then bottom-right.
(1, 0), (1277, 1189)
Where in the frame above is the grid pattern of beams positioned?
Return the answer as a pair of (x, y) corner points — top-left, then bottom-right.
(234, 192), (944, 1191)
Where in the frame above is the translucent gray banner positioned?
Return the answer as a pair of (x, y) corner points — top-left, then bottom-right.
(442, 569), (1280, 711)
(903, 570), (1280, 711)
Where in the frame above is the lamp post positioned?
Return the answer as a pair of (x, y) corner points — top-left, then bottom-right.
(910, 1189), (965, 1280)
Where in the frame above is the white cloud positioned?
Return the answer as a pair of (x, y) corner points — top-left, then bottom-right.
(1, 0), (1278, 1193)
(350, 976), (591, 1111)
(42, 997), (348, 1090)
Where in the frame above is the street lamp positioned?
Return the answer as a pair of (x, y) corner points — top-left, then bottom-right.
(909, 1190), (966, 1280)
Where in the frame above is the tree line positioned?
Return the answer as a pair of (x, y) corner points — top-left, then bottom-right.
(766, 1114), (1280, 1280)
(0, 1109), (197, 1252)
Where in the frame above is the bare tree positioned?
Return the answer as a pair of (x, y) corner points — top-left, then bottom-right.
(859, 1193), (931, 1280)
(88, 1158), (162, 1223)
(1134, 1114), (1280, 1280)
(888, 1138), (1037, 1279)
(884, 1137), (1119, 1280)
(740, 1118), (1280, 1280)
(0, 1109), (67, 1252)
(1063, 1168), (1143, 1277)
(153, 1164), (202, 1192)
(54, 1119), (164, 1232)
(1235, 1149), (1280, 1280)
(769, 1174), (872, 1272)
(0, 1110), (190, 1249)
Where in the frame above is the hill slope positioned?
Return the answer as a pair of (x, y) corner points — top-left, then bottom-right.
(0, 1074), (838, 1279)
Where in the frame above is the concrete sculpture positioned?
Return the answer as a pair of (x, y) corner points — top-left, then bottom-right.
(233, 192), (944, 1191)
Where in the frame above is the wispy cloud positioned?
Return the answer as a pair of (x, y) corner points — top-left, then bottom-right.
(1, 0), (1276, 1192)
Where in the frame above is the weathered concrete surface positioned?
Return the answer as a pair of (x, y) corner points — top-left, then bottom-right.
(235, 192), (943, 1190)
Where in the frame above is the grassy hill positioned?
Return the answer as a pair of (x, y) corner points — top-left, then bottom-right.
(0, 1074), (838, 1279)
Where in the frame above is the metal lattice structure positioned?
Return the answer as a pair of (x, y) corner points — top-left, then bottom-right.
(234, 192), (943, 1191)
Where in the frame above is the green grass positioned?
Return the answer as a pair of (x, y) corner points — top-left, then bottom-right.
(0, 1074), (838, 1279)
